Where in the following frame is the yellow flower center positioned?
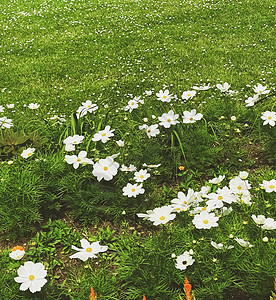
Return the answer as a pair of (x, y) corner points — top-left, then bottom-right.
(73, 141), (77, 144)
(190, 117), (193, 121)
(29, 275), (35, 281)
(140, 175), (144, 179)
(218, 196), (223, 200)
(86, 247), (92, 252)
(203, 220), (209, 224)
(202, 207), (207, 211)
(188, 94), (191, 97)
(88, 105), (91, 108)
(176, 208), (180, 211)
(268, 116), (272, 120)
(163, 96), (167, 98)
(183, 201), (187, 204)
(27, 153), (32, 156)
(131, 102), (135, 105)
(102, 133), (106, 136)
(103, 166), (108, 171)
(77, 158), (81, 162)
(269, 185), (275, 189)
(131, 188), (136, 192)
(167, 119), (171, 122)
(237, 186), (242, 190)
(259, 90), (262, 93)
(160, 216), (165, 220)
(147, 129), (151, 133)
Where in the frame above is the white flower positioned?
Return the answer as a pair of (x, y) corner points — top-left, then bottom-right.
(251, 214), (266, 225)
(21, 148), (35, 158)
(92, 156), (119, 181)
(206, 186), (236, 204)
(181, 90), (196, 100)
(158, 110), (179, 128)
(9, 247), (25, 260)
(116, 140), (125, 147)
(234, 238), (254, 248)
(70, 239), (108, 261)
(211, 241), (234, 250)
(192, 211), (219, 229)
(143, 163), (161, 168)
(124, 99), (139, 112)
(239, 171), (249, 180)
(260, 179), (276, 193)
(182, 109), (203, 123)
(28, 103), (40, 109)
(81, 100), (98, 113)
(175, 251), (195, 270)
(123, 183), (145, 197)
(145, 90), (153, 96)
(65, 151), (90, 169)
(92, 125), (115, 143)
(63, 135), (84, 146)
(261, 111), (276, 126)
(14, 261), (47, 293)
(208, 175), (225, 184)
(120, 164), (136, 172)
(134, 169), (150, 182)
(253, 84), (270, 95)
(192, 84), (211, 90)
(156, 89), (172, 102)
(171, 189), (198, 211)
(231, 116), (236, 121)
(0, 105), (4, 112)
(7, 104), (14, 108)
(245, 94), (259, 107)
(147, 206), (176, 226)
(0, 116), (13, 129)
(261, 218), (276, 230)
(139, 124), (160, 138)
(64, 143), (75, 151)
(216, 82), (230, 92)
(229, 177), (251, 194)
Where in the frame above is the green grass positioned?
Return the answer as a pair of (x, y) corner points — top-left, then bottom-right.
(0, 0), (275, 299)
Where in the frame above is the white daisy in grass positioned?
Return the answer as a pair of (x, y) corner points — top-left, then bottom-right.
(0, 116), (13, 129)
(139, 124), (160, 138)
(239, 171), (249, 180)
(229, 177), (251, 194)
(211, 241), (234, 250)
(116, 140), (125, 147)
(92, 125), (115, 143)
(124, 99), (139, 112)
(206, 186), (236, 204)
(0, 105), (4, 112)
(208, 175), (225, 184)
(245, 94), (259, 107)
(21, 148), (35, 159)
(235, 238), (254, 248)
(158, 110), (179, 128)
(134, 169), (150, 183)
(192, 211), (219, 229)
(253, 84), (270, 95)
(251, 214), (266, 226)
(70, 239), (108, 261)
(216, 82), (230, 92)
(63, 134), (84, 145)
(169, 203), (185, 213)
(190, 205), (213, 215)
(175, 251), (195, 270)
(192, 84), (211, 90)
(65, 151), (90, 169)
(182, 109), (203, 123)
(171, 189), (198, 211)
(143, 163), (161, 168)
(81, 100), (98, 113)
(147, 206), (176, 226)
(181, 90), (196, 100)
(261, 218), (276, 230)
(28, 103), (40, 109)
(260, 179), (276, 193)
(120, 164), (137, 172)
(123, 183), (145, 198)
(261, 111), (276, 126)
(14, 261), (47, 293)
(92, 156), (119, 181)
(156, 89), (172, 102)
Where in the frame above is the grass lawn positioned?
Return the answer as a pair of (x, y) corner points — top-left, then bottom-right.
(0, 0), (275, 299)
